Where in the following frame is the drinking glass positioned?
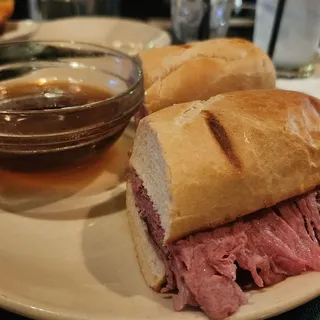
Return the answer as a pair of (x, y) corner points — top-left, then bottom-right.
(29, 0), (121, 21)
(253, 0), (320, 78)
(170, 0), (233, 43)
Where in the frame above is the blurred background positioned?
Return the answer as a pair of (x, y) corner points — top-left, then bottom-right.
(7, 0), (319, 78)
(12, 0), (256, 20)
(11, 0), (257, 41)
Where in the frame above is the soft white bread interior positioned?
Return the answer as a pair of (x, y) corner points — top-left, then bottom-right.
(129, 89), (320, 243)
(139, 38), (276, 115)
(126, 183), (165, 290)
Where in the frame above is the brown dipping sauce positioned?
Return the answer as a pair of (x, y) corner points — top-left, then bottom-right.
(0, 81), (124, 173)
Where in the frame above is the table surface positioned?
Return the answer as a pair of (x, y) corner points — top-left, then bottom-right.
(1, 22), (320, 320)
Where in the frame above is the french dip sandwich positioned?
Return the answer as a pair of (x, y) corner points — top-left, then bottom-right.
(127, 90), (320, 319)
(135, 38), (276, 122)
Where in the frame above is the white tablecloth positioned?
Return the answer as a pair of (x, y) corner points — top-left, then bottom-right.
(277, 57), (320, 98)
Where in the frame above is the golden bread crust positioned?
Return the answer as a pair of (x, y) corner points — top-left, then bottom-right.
(131, 89), (320, 242)
(139, 38), (276, 115)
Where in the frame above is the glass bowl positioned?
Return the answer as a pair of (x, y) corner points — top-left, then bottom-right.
(0, 41), (143, 172)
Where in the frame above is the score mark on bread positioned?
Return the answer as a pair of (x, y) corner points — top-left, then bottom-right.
(202, 110), (242, 170)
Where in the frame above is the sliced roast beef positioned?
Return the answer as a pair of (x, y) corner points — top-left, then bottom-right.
(128, 168), (320, 320)
(134, 104), (148, 124)
(130, 169), (176, 291)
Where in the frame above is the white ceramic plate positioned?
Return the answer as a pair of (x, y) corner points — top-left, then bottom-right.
(0, 126), (319, 320)
(0, 20), (39, 43)
(32, 17), (171, 55)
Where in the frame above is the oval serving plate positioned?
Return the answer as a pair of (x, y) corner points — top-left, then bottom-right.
(0, 127), (318, 320)
(0, 73), (319, 320)
(32, 17), (171, 55)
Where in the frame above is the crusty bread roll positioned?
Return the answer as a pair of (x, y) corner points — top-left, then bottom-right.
(0, 0), (14, 35)
(139, 38), (276, 117)
(129, 89), (320, 243)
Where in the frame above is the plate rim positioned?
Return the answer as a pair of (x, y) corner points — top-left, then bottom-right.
(0, 20), (39, 42)
(32, 16), (172, 49)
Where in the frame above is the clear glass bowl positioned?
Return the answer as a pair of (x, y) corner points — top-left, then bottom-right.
(0, 41), (143, 172)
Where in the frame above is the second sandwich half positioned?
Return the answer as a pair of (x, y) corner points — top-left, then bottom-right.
(135, 38), (276, 122)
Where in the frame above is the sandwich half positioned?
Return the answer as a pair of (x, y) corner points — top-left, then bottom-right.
(127, 89), (320, 319)
(135, 38), (276, 122)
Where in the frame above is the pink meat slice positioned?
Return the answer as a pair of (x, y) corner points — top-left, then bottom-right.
(128, 169), (320, 320)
